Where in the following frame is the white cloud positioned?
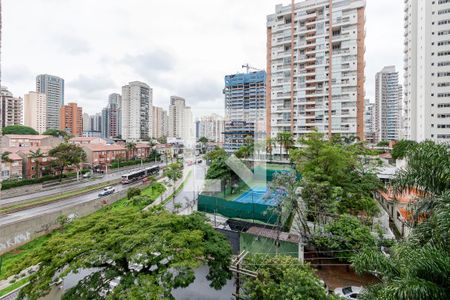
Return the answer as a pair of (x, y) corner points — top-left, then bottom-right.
(2, 0), (403, 115)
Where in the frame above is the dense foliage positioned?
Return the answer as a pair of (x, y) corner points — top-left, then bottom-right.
(242, 255), (334, 300)
(2, 125), (38, 135)
(391, 140), (418, 160)
(312, 215), (376, 260)
(290, 132), (381, 220)
(14, 207), (231, 299)
(392, 141), (449, 196)
(49, 143), (87, 181)
(352, 141), (450, 300)
(43, 129), (70, 139)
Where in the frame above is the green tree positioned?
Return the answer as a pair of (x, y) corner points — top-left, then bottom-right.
(265, 137), (274, 161)
(276, 132), (294, 159)
(290, 132), (381, 218)
(29, 148), (44, 178)
(241, 255), (333, 300)
(312, 214), (376, 260)
(157, 135), (167, 144)
(49, 143), (86, 182)
(14, 209), (232, 300)
(1, 151), (13, 163)
(205, 152), (235, 196)
(391, 140), (418, 160)
(198, 137), (208, 154)
(163, 162), (183, 205)
(125, 142), (137, 160)
(377, 140), (389, 147)
(2, 125), (38, 135)
(392, 140), (449, 196)
(352, 193), (450, 300)
(127, 187), (142, 199)
(43, 128), (69, 139)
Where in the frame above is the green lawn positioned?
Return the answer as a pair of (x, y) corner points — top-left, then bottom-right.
(0, 277), (29, 297)
(0, 235), (49, 280)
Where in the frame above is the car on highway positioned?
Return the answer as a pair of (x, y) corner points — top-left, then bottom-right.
(334, 286), (364, 299)
(98, 186), (115, 197)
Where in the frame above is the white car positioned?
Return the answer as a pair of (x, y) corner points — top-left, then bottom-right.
(98, 186), (115, 197)
(334, 286), (364, 299)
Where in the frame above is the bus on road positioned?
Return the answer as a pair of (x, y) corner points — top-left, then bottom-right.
(121, 165), (160, 184)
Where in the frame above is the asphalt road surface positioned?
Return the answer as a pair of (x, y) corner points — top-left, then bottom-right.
(0, 179), (142, 227)
(164, 160), (206, 213)
(0, 162), (160, 206)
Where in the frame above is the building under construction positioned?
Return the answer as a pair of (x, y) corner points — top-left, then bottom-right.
(223, 70), (266, 153)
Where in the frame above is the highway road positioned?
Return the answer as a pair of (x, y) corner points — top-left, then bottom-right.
(0, 180), (142, 227)
(0, 162), (161, 206)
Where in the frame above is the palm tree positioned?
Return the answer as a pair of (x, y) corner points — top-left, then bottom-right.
(276, 132), (294, 160)
(164, 162), (183, 207)
(125, 142), (137, 161)
(351, 141), (450, 300)
(266, 137), (274, 161)
(30, 148), (44, 178)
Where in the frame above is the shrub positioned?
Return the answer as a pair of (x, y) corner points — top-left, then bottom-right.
(127, 187), (141, 199)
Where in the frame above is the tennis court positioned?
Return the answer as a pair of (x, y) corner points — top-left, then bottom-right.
(233, 187), (278, 206)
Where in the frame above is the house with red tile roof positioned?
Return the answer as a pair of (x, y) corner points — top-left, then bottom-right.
(0, 151), (23, 180)
(81, 143), (126, 171)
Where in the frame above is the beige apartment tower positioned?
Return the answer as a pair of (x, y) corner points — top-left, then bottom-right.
(266, 0), (366, 140)
(24, 92), (47, 134)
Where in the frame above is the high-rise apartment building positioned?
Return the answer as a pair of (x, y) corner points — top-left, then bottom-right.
(223, 71), (266, 152)
(266, 0), (366, 140)
(364, 99), (375, 143)
(121, 81), (152, 141)
(36, 74), (64, 130)
(101, 94), (122, 139)
(24, 91), (47, 134)
(152, 106), (169, 139)
(82, 113), (90, 132)
(0, 87), (23, 130)
(374, 66), (402, 142)
(59, 103), (83, 136)
(198, 114), (225, 143)
(403, 0), (450, 142)
(168, 96), (193, 141)
(89, 113), (102, 133)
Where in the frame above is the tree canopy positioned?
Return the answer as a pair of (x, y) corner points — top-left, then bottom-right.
(290, 132), (381, 219)
(242, 255), (334, 300)
(2, 125), (38, 135)
(391, 140), (418, 160)
(43, 128), (70, 139)
(14, 207), (232, 300)
(49, 143), (86, 181)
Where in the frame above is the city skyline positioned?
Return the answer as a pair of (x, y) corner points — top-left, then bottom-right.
(2, 0), (403, 117)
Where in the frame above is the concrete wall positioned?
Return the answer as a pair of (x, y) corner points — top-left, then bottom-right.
(0, 183), (42, 198)
(0, 190), (128, 255)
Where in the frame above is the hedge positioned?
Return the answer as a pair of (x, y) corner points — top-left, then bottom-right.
(1, 173), (77, 190)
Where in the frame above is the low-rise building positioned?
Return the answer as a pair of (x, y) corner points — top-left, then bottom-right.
(0, 135), (61, 148)
(81, 143), (126, 170)
(375, 188), (422, 238)
(69, 137), (108, 145)
(0, 151), (23, 180)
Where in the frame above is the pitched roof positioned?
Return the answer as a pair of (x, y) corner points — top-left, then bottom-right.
(82, 143), (126, 151)
(5, 135), (51, 140)
(246, 226), (300, 243)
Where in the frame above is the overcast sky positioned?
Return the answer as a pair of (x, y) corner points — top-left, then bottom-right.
(2, 0), (403, 117)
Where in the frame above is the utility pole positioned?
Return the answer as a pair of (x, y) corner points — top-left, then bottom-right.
(230, 251), (257, 300)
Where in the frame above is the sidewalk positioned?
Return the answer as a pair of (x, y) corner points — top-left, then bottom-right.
(144, 165), (193, 210)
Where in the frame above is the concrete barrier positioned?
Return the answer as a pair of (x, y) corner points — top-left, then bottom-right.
(0, 189), (132, 255)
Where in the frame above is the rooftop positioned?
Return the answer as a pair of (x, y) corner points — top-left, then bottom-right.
(246, 226), (300, 244)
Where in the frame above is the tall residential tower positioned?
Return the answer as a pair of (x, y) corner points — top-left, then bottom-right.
(36, 74), (64, 130)
(24, 91), (47, 134)
(403, 0), (450, 142)
(374, 66), (402, 142)
(121, 81), (152, 141)
(266, 0), (366, 140)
